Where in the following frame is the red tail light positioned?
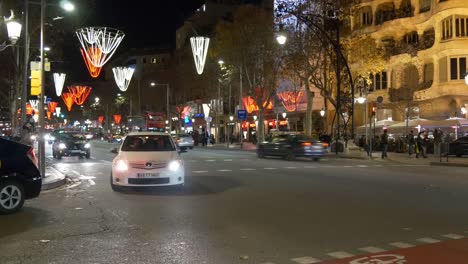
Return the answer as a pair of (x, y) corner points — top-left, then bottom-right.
(301, 142), (312, 147)
(322, 143), (329, 147)
(27, 147), (38, 168)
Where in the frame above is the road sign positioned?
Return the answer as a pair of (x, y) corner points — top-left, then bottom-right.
(237, 109), (247, 120)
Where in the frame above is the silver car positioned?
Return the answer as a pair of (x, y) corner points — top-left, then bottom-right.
(173, 134), (194, 150)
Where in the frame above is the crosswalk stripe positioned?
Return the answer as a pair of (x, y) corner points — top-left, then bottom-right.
(442, 234), (464, 239)
(192, 171), (208, 173)
(416, 237), (440, 243)
(217, 169), (232, 172)
(291, 256), (321, 264)
(240, 168), (256, 171)
(224, 159), (232, 161)
(327, 251), (354, 259)
(284, 167), (297, 169)
(359, 246), (385, 253)
(264, 168), (277, 170)
(390, 242), (414, 248)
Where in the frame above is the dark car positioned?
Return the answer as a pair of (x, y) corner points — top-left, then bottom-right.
(449, 136), (468, 157)
(0, 138), (41, 214)
(52, 132), (91, 159)
(257, 134), (326, 161)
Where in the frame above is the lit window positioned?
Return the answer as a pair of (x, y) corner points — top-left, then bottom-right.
(152, 58), (158, 64)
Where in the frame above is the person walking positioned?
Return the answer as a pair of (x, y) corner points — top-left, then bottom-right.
(381, 129), (389, 159)
(433, 128), (443, 157)
(407, 130), (415, 157)
(416, 130), (428, 158)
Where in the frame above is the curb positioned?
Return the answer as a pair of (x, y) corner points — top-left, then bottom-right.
(429, 162), (468, 168)
(41, 167), (67, 191)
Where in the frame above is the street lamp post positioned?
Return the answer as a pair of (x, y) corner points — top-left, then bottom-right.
(151, 82), (171, 133)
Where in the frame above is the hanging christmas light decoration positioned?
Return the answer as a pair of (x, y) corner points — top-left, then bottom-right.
(61, 93), (75, 111)
(26, 103), (33, 115)
(112, 66), (135, 91)
(53, 73), (66, 96)
(113, 114), (122, 125)
(98, 116), (104, 124)
(48, 101), (58, 114)
(46, 111), (51, 120)
(55, 107), (61, 117)
(76, 27), (125, 67)
(277, 90), (304, 112)
(80, 47), (103, 78)
(190, 36), (210, 75)
(68, 86), (92, 106)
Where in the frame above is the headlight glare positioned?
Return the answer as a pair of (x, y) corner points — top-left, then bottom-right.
(168, 160), (181, 171)
(84, 143), (91, 148)
(59, 143), (67, 149)
(115, 159), (128, 172)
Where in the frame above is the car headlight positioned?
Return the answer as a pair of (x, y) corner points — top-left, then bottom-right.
(115, 159), (128, 172)
(116, 138), (122, 142)
(30, 135), (37, 140)
(84, 143), (91, 148)
(168, 160), (181, 171)
(59, 143), (67, 149)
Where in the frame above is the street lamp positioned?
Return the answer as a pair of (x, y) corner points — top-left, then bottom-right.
(95, 97), (100, 103)
(150, 82), (156, 86)
(6, 20), (22, 44)
(218, 59), (224, 65)
(44, 46), (51, 51)
(356, 96), (366, 104)
(60, 0), (75, 12)
(253, 115), (257, 121)
(320, 108), (325, 117)
(229, 115), (234, 121)
(282, 112), (287, 119)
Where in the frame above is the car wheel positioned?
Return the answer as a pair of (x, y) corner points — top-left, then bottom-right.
(0, 180), (25, 215)
(257, 150), (265, 158)
(85, 152), (91, 159)
(286, 151), (295, 161)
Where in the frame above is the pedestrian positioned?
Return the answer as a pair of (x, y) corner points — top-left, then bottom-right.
(407, 130), (415, 157)
(381, 129), (389, 159)
(433, 128), (443, 157)
(416, 130), (428, 158)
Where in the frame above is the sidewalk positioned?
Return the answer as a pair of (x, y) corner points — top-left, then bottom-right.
(206, 142), (257, 151)
(42, 166), (67, 190)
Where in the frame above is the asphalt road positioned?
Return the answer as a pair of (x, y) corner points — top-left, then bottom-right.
(1, 140), (468, 264)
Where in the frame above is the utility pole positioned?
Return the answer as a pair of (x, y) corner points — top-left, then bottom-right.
(38, 0), (46, 177)
(21, 0), (29, 128)
(333, 2), (341, 155)
(239, 65), (243, 149)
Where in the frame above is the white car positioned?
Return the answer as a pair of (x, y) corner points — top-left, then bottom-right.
(111, 132), (184, 190)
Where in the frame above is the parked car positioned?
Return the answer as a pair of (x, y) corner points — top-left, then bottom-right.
(257, 134), (326, 161)
(173, 133), (194, 150)
(111, 132), (184, 191)
(52, 132), (91, 159)
(449, 136), (468, 157)
(0, 138), (41, 214)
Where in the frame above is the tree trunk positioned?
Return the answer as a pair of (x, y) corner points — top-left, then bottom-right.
(304, 85), (314, 136)
(258, 108), (265, 144)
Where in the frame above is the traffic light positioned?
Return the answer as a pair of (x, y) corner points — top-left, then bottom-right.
(369, 103), (377, 117)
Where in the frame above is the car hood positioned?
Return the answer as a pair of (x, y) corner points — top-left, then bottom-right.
(115, 151), (179, 163)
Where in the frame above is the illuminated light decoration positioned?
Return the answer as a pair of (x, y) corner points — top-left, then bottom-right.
(80, 48), (103, 78)
(202, 103), (211, 118)
(176, 106), (191, 119)
(112, 66), (135, 91)
(53, 73), (66, 96)
(76, 27), (125, 67)
(190, 36), (210, 75)
(277, 90), (304, 112)
(29, 100), (39, 111)
(48, 102), (58, 114)
(242, 96), (273, 114)
(46, 111), (51, 120)
(98, 116), (104, 124)
(68, 86), (92, 106)
(113, 114), (122, 125)
(61, 92), (75, 111)
(26, 103), (33, 115)
(55, 107), (61, 117)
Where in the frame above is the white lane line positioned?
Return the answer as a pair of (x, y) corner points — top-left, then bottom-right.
(72, 170), (81, 176)
(284, 167), (297, 169)
(416, 237), (440, 244)
(62, 181), (81, 190)
(359, 246), (386, 253)
(390, 242), (414, 248)
(374, 165), (383, 167)
(217, 169), (232, 172)
(240, 168), (256, 171)
(304, 166), (317, 169)
(192, 170), (208, 173)
(224, 159), (233, 161)
(343, 165), (353, 168)
(357, 165), (368, 168)
(264, 168), (277, 170)
(327, 251), (354, 259)
(442, 234), (465, 239)
(291, 256), (321, 264)
(205, 160), (216, 162)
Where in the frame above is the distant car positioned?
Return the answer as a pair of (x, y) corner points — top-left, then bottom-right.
(108, 134), (124, 143)
(449, 136), (468, 157)
(52, 132), (91, 159)
(0, 138), (41, 214)
(111, 132), (184, 191)
(84, 133), (94, 140)
(257, 134), (326, 161)
(173, 134), (194, 150)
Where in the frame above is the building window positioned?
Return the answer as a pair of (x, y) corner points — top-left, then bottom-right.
(151, 58), (159, 64)
(455, 16), (468, 37)
(404, 31), (419, 45)
(449, 57), (467, 80)
(442, 16), (453, 40)
(142, 58), (147, 64)
(419, 0), (431, 13)
(369, 72), (388, 90)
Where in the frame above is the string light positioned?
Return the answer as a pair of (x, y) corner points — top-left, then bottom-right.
(190, 36), (210, 75)
(112, 66), (135, 91)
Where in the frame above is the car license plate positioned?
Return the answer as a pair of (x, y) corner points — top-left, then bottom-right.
(137, 173), (159, 178)
(71, 150), (81, 153)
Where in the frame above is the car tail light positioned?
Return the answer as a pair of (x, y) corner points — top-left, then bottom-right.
(322, 143), (329, 147)
(27, 147), (39, 168)
(301, 142), (312, 147)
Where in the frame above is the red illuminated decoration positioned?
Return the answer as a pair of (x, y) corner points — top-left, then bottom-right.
(242, 96), (273, 114)
(113, 114), (122, 125)
(48, 102), (58, 113)
(277, 90), (304, 112)
(68, 86), (92, 106)
(61, 93), (75, 111)
(46, 111), (51, 120)
(80, 47), (103, 78)
(98, 116), (104, 124)
(26, 103), (33, 115)
(176, 106), (191, 119)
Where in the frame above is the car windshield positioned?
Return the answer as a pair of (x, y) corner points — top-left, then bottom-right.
(61, 133), (85, 140)
(121, 135), (175, 151)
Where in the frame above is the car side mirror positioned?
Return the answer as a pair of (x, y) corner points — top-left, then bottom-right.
(110, 147), (119, 154)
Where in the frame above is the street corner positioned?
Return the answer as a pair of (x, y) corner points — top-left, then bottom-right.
(41, 166), (67, 190)
(317, 238), (468, 264)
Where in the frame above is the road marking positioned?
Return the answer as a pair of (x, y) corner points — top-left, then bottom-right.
(72, 170), (81, 175)
(327, 251), (354, 259)
(240, 168), (256, 171)
(100, 160), (112, 164)
(224, 159), (233, 161)
(284, 167), (297, 169)
(192, 170), (208, 173)
(343, 165), (353, 168)
(304, 166), (317, 169)
(205, 160), (216, 162)
(359, 246), (386, 253)
(217, 169), (232, 172)
(291, 256), (321, 264)
(357, 165), (368, 168)
(416, 237), (440, 243)
(264, 168), (277, 170)
(442, 234), (465, 239)
(374, 165), (383, 167)
(390, 242), (414, 248)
